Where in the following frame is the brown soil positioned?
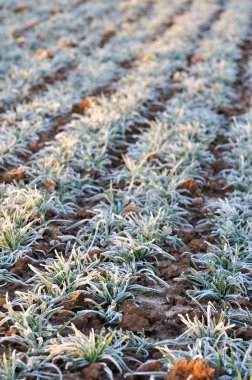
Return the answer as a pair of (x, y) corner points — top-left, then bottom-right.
(127, 361), (164, 380)
(63, 363), (109, 380)
(10, 257), (34, 279)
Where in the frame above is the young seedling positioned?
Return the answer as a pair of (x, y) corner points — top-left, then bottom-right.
(49, 326), (129, 380)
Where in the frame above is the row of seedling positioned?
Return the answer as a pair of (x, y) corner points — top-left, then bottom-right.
(0, 0), (186, 109)
(154, 1), (252, 378)
(0, 0), (211, 167)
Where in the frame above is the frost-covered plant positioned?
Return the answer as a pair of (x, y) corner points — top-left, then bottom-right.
(0, 208), (42, 283)
(108, 232), (173, 266)
(0, 208), (41, 256)
(207, 196), (252, 250)
(157, 304), (252, 378)
(86, 266), (153, 308)
(0, 123), (35, 166)
(229, 307), (252, 327)
(26, 156), (95, 199)
(117, 208), (182, 248)
(187, 265), (249, 302)
(0, 294), (64, 355)
(0, 1), (251, 379)
(0, 350), (61, 380)
(121, 330), (157, 358)
(29, 247), (99, 299)
(186, 236), (251, 302)
(49, 326), (128, 379)
(73, 202), (124, 248)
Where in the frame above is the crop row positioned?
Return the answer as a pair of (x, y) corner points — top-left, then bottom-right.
(0, 0), (189, 167)
(1, 0), (174, 107)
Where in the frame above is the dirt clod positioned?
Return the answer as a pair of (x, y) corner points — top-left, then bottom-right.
(128, 360), (163, 380)
(188, 238), (208, 253)
(121, 304), (150, 332)
(10, 257), (33, 278)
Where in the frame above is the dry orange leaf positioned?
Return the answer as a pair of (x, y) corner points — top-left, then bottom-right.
(30, 142), (38, 153)
(0, 298), (6, 307)
(24, 21), (37, 31)
(59, 41), (70, 49)
(193, 55), (205, 63)
(79, 97), (92, 111)
(5, 328), (18, 337)
(178, 178), (199, 192)
(0, 118), (15, 124)
(45, 178), (56, 190)
(122, 202), (140, 216)
(3, 167), (24, 183)
(165, 359), (215, 380)
(70, 290), (83, 302)
(34, 49), (54, 59)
